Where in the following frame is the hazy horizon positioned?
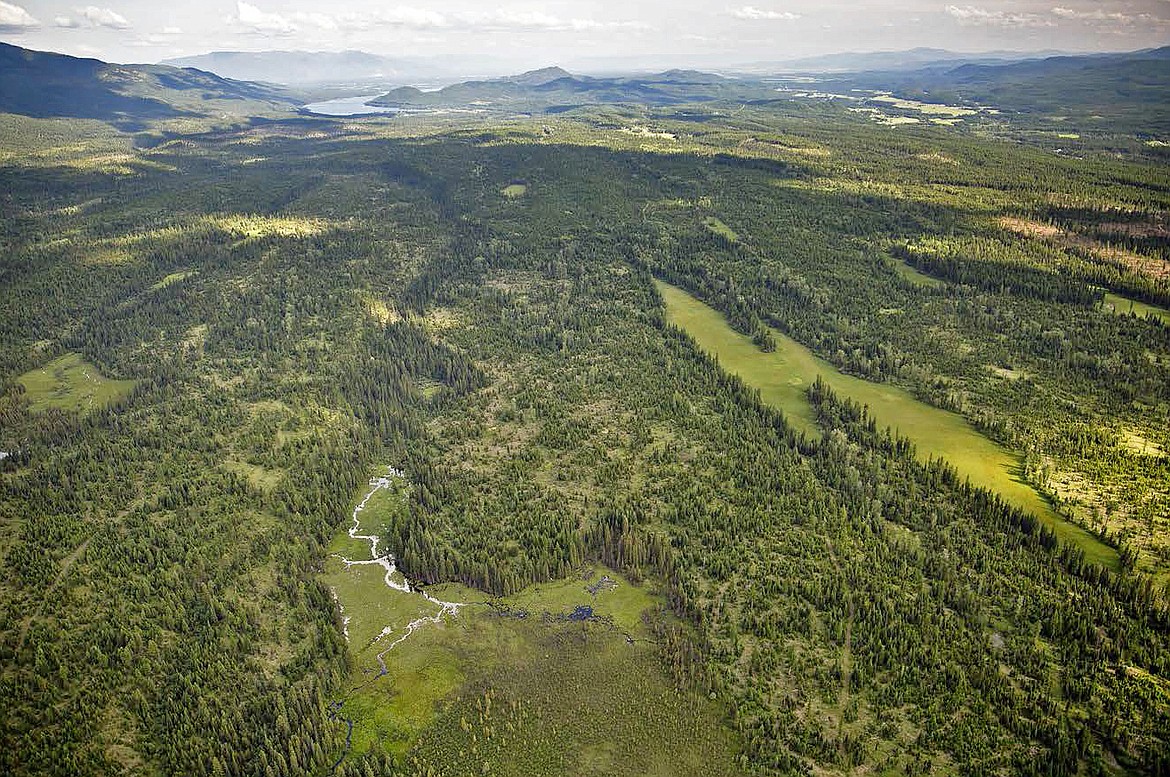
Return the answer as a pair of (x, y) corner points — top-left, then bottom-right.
(1, 1), (1168, 72)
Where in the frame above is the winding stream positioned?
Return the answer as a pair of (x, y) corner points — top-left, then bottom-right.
(328, 469), (467, 769)
(336, 469), (465, 674)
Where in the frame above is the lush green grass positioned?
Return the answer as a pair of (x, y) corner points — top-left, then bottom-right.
(890, 258), (947, 289)
(406, 625), (741, 777)
(324, 473), (740, 770)
(702, 216), (738, 243)
(1103, 292), (1170, 324)
(17, 352), (136, 413)
(657, 280), (1119, 571)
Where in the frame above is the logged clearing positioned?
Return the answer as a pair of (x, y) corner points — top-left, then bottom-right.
(1000, 216), (1170, 282)
(18, 352), (137, 414)
(207, 214), (331, 239)
(657, 279), (1119, 571)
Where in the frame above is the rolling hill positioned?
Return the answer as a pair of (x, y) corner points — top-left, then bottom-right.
(826, 46), (1170, 132)
(0, 42), (296, 129)
(367, 66), (763, 111)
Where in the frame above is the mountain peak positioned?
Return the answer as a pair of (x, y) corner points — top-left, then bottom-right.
(505, 66), (574, 86)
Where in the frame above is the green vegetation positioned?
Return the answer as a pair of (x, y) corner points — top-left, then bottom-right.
(16, 352), (136, 413)
(149, 270), (197, 291)
(1, 56), (1168, 776)
(870, 94), (979, 117)
(1104, 291), (1170, 324)
(890, 257), (947, 288)
(702, 216), (739, 243)
(502, 183), (528, 198)
(658, 279), (1117, 569)
(324, 474), (740, 772)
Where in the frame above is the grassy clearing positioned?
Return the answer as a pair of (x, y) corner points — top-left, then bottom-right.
(890, 258), (947, 289)
(502, 183), (528, 198)
(1103, 292), (1170, 325)
(871, 95), (978, 117)
(18, 352), (137, 414)
(657, 280), (1119, 571)
(774, 177), (1018, 213)
(206, 214), (331, 239)
(324, 473), (741, 771)
(702, 216), (739, 242)
(149, 270), (197, 291)
(223, 460), (283, 492)
(406, 625), (740, 777)
(1118, 429), (1165, 458)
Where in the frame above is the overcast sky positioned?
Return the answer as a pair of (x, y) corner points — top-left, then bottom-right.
(2, 1), (1169, 71)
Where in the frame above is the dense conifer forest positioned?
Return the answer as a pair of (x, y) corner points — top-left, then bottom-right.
(1, 72), (1168, 775)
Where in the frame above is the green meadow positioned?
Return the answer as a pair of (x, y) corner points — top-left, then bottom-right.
(324, 473), (742, 771)
(702, 216), (739, 243)
(17, 352), (137, 414)
(656, 280), (1118, 571)
(1103, 292), (1170, 325)
(890, 257), (947, 289)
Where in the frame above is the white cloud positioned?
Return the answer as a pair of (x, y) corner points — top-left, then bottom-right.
(461, 8), (605, 31)
(377, 7), (450, 29)
(232, 4), (456, 35)
(1049, 6), (1169, 31)
(54, 15), (80, 28)
(1051, 7), (1132, 23)
(226, 3), (637, 38)
(235, 1), (296, 35)
(945, 5), (1052, 28)
(161, 26), (182, 35)
(731, 6), (800, 21)
(78, 6), (131, 30)
(0, 1), (38, 30)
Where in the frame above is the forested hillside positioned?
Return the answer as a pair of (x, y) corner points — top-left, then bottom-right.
(0, 43), (296, 131)
(1, 69), (1168, 776)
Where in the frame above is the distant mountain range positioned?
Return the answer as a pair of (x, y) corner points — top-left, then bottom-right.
(3, 41), (1167, 136)
(368, 66), (758, 111)
(161, 50), (447, 86)
(820, 45), (1170, 131)
(0, 42), (295, 129)
(743, 47), (1070, 74)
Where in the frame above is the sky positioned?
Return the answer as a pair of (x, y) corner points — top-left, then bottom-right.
(1, 0), (1169, 71)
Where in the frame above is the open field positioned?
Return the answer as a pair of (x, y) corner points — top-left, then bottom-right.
(1104, 292), (1170, 324)
(17, 352), (137, 413)
(702, 216), (739, 243)
(323, 474), (741, 771)
(657, 280), (1119, 571)
(890, 257), (948, 288)
(871, 94), (979, 117)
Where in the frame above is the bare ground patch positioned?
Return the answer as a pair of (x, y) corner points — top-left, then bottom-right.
(999, 216), (1170, 281)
